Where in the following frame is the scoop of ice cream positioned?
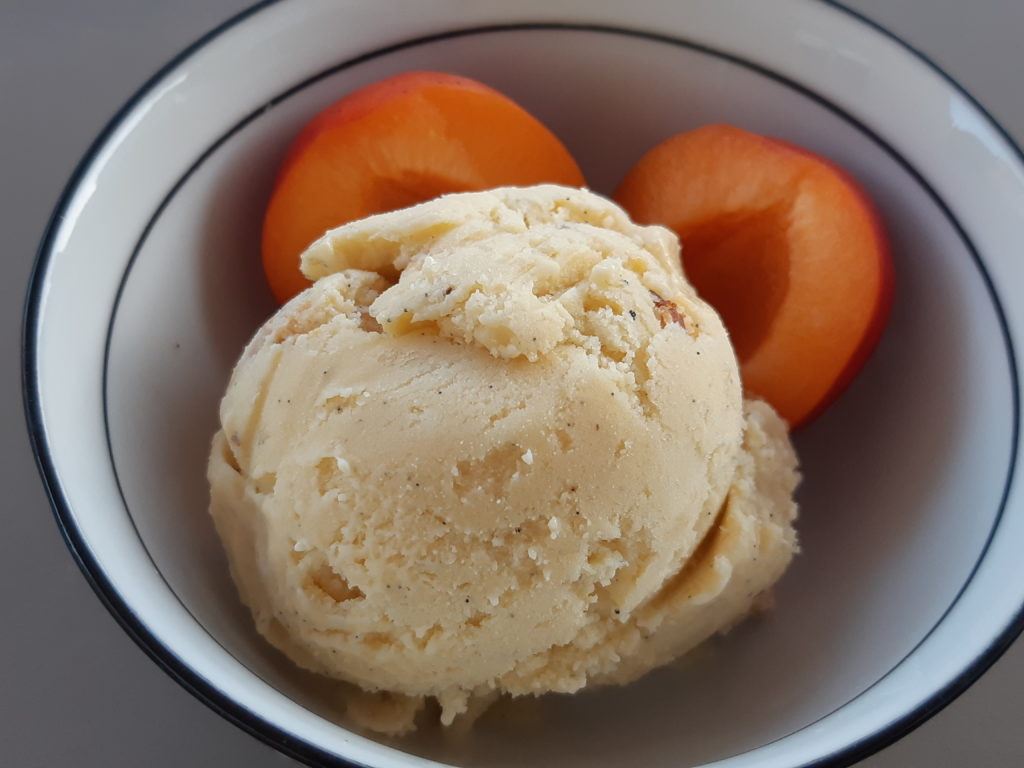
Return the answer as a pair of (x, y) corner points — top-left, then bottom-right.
(208, 185), (798, 732)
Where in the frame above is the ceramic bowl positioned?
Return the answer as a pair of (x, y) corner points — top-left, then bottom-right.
(23, 1), (1024, 766)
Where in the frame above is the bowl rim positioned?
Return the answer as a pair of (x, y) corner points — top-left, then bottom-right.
(20, 2), (1024, 767)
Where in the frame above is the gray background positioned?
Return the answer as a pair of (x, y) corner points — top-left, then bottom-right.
(2, 1), (1021, 766)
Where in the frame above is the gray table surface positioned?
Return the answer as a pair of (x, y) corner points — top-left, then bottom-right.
(2, 1), (1022, 766)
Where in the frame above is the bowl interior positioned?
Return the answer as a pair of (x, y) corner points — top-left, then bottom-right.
(101, 24), (1015, 768)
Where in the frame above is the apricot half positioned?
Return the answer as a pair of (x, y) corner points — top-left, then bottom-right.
(262, 71), (586, 303)
(615, 124), (893, 427)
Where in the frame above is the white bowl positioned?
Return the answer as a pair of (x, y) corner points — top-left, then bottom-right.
(23, 1), (1024, 766)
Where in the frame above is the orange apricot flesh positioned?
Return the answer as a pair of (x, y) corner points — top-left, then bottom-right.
(615, 124), (893, 427)
(262, 71), (586, 303)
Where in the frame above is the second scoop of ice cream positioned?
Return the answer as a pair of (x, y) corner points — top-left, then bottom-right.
(208, 185), (799, 731)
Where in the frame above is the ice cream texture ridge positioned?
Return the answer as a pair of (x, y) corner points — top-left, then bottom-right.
(208, 184), (800, 733)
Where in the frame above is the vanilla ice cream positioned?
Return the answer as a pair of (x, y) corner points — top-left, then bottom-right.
(208, 185), (799, 732)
